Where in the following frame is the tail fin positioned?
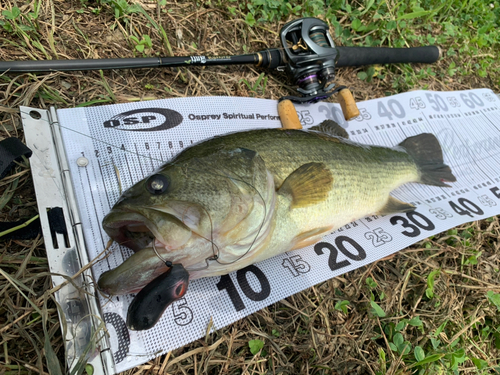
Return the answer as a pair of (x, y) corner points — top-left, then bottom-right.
(399, 133), (456, 187)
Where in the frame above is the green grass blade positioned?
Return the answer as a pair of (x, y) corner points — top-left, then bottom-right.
(0, 177), (19, 211)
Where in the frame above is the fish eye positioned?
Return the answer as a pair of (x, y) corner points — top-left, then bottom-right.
(146, 174), (169, 195)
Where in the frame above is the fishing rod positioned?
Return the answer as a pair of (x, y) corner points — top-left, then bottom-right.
(0, 18), (440, 114)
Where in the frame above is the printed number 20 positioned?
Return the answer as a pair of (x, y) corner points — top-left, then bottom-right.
(314, 236), (366, 271)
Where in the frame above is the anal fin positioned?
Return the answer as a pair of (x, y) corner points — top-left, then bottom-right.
(377, 196), (415, 215)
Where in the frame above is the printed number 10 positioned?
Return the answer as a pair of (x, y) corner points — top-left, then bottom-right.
(217, 265), (271, 311)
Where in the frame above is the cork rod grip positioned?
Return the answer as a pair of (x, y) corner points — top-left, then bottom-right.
(278, 100), (303, 129)
(337, 89), (360, 121)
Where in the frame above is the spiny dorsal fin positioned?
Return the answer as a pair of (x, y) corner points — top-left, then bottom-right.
(278, 162), (333, 209)
(377, 196), (415, 215)
(309, 120), (349, 139)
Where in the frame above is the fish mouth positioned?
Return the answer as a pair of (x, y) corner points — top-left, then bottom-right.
(99, 208), (196, 296)
(103, 210), (173, 252)
(103, 211), (154, 252)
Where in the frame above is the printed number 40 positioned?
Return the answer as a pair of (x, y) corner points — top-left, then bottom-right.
(449, 198), (484, 218)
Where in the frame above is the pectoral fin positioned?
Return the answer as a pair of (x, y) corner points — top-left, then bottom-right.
(377, 196), (415, 215)
(278, 162), (333, 209)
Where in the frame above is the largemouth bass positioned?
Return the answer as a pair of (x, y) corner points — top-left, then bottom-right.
(98, 121), (455, 330)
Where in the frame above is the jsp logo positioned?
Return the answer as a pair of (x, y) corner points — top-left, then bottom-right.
(190, 56), (206, 64)
(102, 108), (183, 132)
(104, 115), (156, 128)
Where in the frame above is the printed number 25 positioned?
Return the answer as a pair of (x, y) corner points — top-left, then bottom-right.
(298, 110), (314, 126)
(364, 227), (392, 247)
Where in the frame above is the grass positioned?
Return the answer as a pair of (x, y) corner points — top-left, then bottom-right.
(0, 0), (499, 374)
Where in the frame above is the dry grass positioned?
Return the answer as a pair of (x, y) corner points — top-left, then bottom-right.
(0, 1), (499, 374)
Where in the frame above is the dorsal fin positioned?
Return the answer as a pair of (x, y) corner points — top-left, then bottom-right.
(309, 120), (349, 139)
(278, 162), (333, 209)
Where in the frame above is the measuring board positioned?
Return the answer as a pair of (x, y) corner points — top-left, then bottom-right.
(21, 88), (500, 374)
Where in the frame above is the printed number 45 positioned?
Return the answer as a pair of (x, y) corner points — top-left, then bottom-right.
(409, 97), (426, 110)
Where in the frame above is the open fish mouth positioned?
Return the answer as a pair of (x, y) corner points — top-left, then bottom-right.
(99, 209), (187, 296)
(103, 211), (161, 252)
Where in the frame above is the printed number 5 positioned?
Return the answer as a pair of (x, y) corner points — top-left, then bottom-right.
(172, 297), (193, 326)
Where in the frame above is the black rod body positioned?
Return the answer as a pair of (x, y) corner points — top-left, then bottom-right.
(336, 46), (440, 67)
(0, 46), (440, 73)
(0, 54), (259, 73)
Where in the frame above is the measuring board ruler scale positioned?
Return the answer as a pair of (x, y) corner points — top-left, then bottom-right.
(21, 89), (500, 374)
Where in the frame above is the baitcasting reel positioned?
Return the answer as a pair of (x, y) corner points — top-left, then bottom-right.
(279, 18), (340, 103)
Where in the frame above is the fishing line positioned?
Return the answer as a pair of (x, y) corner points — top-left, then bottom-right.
(185, 159), (270, 267)
(19, 109), (165, 164)
(20, 108), (271, 269)
(151, 241), (172, 267)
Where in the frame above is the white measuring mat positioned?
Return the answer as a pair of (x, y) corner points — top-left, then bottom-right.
(55, 89), (500, 373)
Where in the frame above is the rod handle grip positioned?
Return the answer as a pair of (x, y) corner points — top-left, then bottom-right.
(337, 89), (360, 121)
